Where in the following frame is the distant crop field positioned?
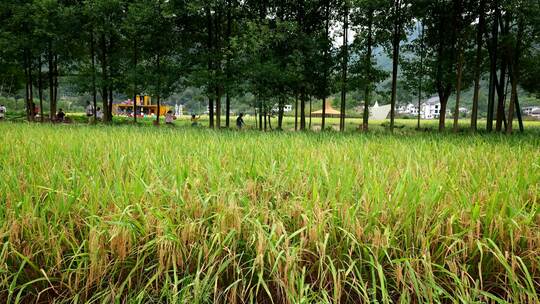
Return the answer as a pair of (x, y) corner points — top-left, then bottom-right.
(0, 123), (539, 303)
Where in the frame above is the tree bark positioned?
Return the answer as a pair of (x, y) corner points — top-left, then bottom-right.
(216, 89), (221, 128)
(453, 48), (464, 132)
(24, 51), (31, 121)
(48, 43), (56, 120)
(496, 14), (510, 132)
(439, 94), (450, 131)
(389, 0), (401, 132)
(132, 38), (137, 123)
(91, 31), (98, 121)
(322, 0), (330, 131)
(38, 55), (44, 122)
(259, 100), (263, 131)
(155, 53), (162, 125)
(108, 86), (113, 122)
(363, 9), (374, 131)
(278, 95), (284, 130)
(417, 23), (425, 130)
(471, 0), (486, 131)
(340, 2), (349, 132)
(53, 55), (58, 118)
(100, 34), (110, 122)
(208, 98), (214, 128)
(486, 3), (499, 132)
(206, 6), (214, 129)
(308, 96), (312, 130)
(294, 94), (298, 131)
(28, 54), (34, 121)
(322, 98), (327, 130)
(300, 89), (306, 130)
(264, 106), (267, 131)
(506, 18), (524, 134)
(225, 0), (232, 128)
(226, 93), (231, 128)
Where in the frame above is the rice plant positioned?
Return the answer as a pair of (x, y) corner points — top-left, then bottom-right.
(0, 122), (538, 303)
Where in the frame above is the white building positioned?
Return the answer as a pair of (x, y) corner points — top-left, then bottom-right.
(175, 104), (184, 116)
(272, 104), (293, 113)
(421, 97), (441, 119)
(398, 103), (420, 116)
(531, 108), (540, 118)
(523, 106), (540, 116)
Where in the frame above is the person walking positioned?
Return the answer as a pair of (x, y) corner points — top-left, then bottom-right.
(165, 110), (176, 125)
(86, 102), (94, 119)
(191, 114), (200, 127)
(0, 104), (6, 120)
(96, 107), (103, 120)
(56, 109), (66, 122)
(236, 113), (245, 130)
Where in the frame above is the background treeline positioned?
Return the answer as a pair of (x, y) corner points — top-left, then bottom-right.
(0, 0), (539, 133)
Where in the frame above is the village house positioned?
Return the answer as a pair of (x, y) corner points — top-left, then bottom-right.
(523, 106), (540, 116)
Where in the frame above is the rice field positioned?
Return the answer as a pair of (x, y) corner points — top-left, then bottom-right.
(0, 122), (539, 303)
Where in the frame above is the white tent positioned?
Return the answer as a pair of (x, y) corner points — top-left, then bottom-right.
(370, 102), (391, 120)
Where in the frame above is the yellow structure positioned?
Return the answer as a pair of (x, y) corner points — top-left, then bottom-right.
(113, 95), (169, 117)
(311, 99), (341, 118)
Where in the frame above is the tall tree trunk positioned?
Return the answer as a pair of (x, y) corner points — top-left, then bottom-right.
(53, 55), (58, 117)
(340, 1), (349, 132)
(156, 54), (161, 125)
(25, 66), (29, 120)
(216, 89), (221, 128)
(495, 14), (509, 132)
(264, 106), (267, 131)
(322, 98), (327, 130)
(226, 93), (231, 128)
(225, 0), (232, 128)
(24, 52), (31, 121)
(132, 39), (137, 123)
(38, 55), (44, 122)
(294, 94), (298, 131)
(507, 68), (518, 135)
(486, 3), (499, 132)
(48, 43), (56, 120)
(515, 95), (524, 132)
(209, 98), (214, 128)
(214, 7), (222, 129)
(471, 0), (486, 131)
(453, 48), (464, 132)
(389, 0), (401, 132)
(100, 34), (109, 122)
(308, 96), (312, 130)
(278, 96), (284, 130)
(322, 0), (330, 131)
(439, 93), (450, 131)
(507, 18), (524, 134)
(206, 6), (214, 129)
(91, 31), (98, 121)
(108, 86), (113, 122)
(254, 106), (258, 129)
(28, 55), (34, 121)
(417, 23), (425, 130)
(363, 9), (374, 131)
(259, 100), (263, 131)
(300, 89), (306, 130)
(156, 95), (161, 125)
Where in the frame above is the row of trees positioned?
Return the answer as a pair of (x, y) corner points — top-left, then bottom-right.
(1, 0), (539, 133)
